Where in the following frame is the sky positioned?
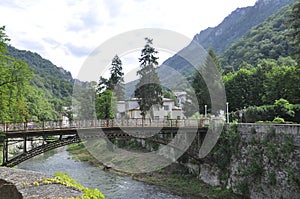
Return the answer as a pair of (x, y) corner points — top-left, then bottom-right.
(0, 0), (257, 80)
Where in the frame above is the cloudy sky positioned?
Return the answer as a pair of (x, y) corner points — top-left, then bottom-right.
(0, 0), (257, 80)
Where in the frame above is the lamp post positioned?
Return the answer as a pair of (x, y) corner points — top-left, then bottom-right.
(204, 105), (207, 118)
(226, 102), (229, 124)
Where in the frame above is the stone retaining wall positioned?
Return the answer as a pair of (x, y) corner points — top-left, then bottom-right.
(0, 167), (83, 199)
(184, 124), (300, 199)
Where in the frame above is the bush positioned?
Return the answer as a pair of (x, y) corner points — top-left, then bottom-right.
(272, 117), (285, 124)
(243, 99), (299, 123)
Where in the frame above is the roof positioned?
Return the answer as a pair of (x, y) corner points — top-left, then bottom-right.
(172, 106), (182, 110)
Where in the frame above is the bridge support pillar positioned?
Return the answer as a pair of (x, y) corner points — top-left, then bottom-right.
(23, 136), (27, 153)
(2, 139), (8, 166)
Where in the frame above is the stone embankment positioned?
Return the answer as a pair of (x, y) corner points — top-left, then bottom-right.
(0, 167), (83, 199)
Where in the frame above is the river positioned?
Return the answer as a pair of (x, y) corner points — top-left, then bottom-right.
(17, 148), (183, 199)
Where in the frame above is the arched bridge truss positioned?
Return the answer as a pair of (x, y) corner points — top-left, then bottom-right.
(0, 119), (212, 167)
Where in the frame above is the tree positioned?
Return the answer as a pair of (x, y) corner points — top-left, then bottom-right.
(107, 55), (124, 100)
(208, 49), (222, 74)
(95, 90), (117, 119)
(0, 26), (33, 123)
(135, 38), (162, 119)
(95, 55), (124, 119)
(0, 26), (9, 55)
(263, 65), (300, 104)
(186, 50), (222, 116)
(287, 0), (300, 66)
(224, 68), (264, 110)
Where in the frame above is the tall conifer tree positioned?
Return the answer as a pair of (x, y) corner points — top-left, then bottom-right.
(135, 38), (162, 119)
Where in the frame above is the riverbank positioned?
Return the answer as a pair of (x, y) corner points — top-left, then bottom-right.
(67, 142), (240, 199)
(0, 167), (83, 199)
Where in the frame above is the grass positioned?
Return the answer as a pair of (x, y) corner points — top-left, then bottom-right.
(67, 142), (241, 199)
(131, 164), (241, 199)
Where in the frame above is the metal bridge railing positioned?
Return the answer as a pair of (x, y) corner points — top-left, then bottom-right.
(0, 118), (219, 133)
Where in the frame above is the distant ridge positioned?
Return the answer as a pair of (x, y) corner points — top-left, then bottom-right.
(193, 0), (294, 54)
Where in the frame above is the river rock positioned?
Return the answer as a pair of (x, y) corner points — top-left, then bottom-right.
(0, 179), (22, 199)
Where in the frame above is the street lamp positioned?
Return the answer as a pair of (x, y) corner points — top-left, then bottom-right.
(204, 105), (207, 118)
(226, 102), (229, 124)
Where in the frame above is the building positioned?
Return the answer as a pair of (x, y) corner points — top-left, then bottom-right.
(116, 98), (184, 120)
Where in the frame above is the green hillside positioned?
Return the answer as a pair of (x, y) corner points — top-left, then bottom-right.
(7, 46), (73, 102)
(221, 3), (294, 70)
(125, 0), (297, 97)
(0, 40), (74, 122)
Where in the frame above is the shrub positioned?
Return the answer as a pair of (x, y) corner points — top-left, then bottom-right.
(272, 117), (285, 124)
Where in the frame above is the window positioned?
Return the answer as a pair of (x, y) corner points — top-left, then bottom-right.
(163, 105), (169, 110)
(177, 116), (181, 120)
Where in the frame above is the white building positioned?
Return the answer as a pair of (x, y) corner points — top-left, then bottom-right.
(116, 98), (184, 120)
(174, 91), (187, 108)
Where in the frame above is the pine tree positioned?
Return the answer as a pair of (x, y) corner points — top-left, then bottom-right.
(185, 50), (222, 116)
(95, 55), (124, 119)
(107, 55), (124, 100)
(135, 38), (162, 119)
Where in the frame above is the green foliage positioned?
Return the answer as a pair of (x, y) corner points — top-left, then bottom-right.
(223, 58), (299, 112)
(223, 67), (264, 110)
(0, 27), (35, 123)
(209, 123), (240, 186)
(264, 66), (300, 104)
(221, 3), (294, 70)
(95, 55), (124, 119)
(95, 90), (116, 119)
(0, 31), (74, 123)
(185, 49), (222, 116)
(243, 99), (299, 123)
(0, 26), (9, 54)
(287, 0), (300, 66)
(107, 55), (125, 101)
(7, 46), (73, 102)
(49, 172), (105, 199)
(135, 38), (163, 118)
(237, 129), (297, 194)
(274, 98), (294, 116)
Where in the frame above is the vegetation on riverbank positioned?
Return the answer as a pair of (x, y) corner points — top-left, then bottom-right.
(67, 142), (241, 199)
(42, 172), (105, 199)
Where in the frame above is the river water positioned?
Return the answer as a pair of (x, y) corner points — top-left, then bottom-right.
(17, 148), (183, 199)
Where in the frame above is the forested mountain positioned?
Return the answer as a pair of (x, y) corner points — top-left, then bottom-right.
(221, 3), (294, 70)
(7, 46), (73, 102)
(193, 0), (294, 54)
(0, 43), (75, 122)
(159, 0), (295, 89)
(123, 0), (297, 100)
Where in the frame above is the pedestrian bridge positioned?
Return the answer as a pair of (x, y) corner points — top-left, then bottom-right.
(0, 118), (219, 167)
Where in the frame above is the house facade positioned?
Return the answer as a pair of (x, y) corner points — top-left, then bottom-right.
(116, 98), (184, 120)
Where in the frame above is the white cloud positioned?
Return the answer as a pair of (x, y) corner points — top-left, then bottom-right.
(0, 0), (257, 78)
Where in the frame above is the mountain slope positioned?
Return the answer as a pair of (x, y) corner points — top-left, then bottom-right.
(7, 46), (74, 102)
(221, 3), (294, 70)
(125, 1), (295, 97)
(158, 0), (295, 90)
(193, 0), (294, 54)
